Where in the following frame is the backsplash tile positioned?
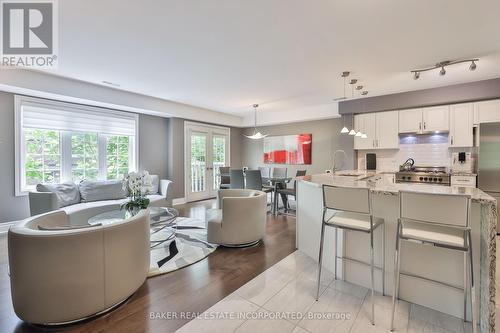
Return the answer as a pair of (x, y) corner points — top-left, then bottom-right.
(357, 133), (474, 172)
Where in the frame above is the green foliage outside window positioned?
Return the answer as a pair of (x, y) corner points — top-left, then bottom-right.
(23, 129), (131, 188)
(106, 135), (130, 180)
(24, 129), (61, 186)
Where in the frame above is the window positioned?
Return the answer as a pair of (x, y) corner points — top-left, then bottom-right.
(106, 135), (131, 180)
(24, 129), (61, 186)
(70, 132), (98, 182)
(15, 96), (138, 195)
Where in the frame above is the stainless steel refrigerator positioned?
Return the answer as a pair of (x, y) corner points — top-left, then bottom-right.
(478, 123), (500, 233)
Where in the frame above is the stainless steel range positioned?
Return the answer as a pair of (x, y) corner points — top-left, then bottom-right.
(395, 166), (451, 186)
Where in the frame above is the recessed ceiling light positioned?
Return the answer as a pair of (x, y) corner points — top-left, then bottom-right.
(102, 80), (121, 87)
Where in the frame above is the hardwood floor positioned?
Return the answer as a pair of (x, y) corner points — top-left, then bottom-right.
(0, 200), (297, 333)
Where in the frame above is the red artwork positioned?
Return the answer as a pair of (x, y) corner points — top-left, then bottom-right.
(263, 134), (312, 165)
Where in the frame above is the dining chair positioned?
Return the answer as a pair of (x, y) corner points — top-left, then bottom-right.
(259, 166), (271, 180)
(277, 170), (306, 215)
(272, 167), (287, 178)
(229, 169), (245, 189)
(245, 170), (274, 211)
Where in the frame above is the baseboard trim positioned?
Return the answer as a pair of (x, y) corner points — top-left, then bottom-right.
(172, 197), (187, 206)
(0, 221), (17, 234)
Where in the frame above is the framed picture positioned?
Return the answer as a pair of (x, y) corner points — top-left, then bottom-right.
(263, 134), (312, 165)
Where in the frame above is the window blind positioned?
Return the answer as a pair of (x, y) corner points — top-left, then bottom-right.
(21, 100), (137, 136)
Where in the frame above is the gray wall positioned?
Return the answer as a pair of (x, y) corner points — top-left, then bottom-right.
(241, 117), (355, 176)
(167, 118), (185, 199)
(0, 92), (171, 223)
(0, 92), (29, 222)
(139, 114), (169, 179)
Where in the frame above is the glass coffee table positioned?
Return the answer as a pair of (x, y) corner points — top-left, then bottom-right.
(88, 207), (179, 248)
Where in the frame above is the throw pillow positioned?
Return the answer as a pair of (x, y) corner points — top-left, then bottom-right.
(36, 182), (81, 208)
(79, 179), (127, 202)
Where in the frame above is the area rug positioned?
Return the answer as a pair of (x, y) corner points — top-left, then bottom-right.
(148, 217), (218, 277)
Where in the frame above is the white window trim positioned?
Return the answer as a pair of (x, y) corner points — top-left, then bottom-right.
(183, 121), (231, 202)
(15, 95), (139, 196)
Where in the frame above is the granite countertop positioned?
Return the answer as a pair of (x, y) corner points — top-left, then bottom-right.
(299, 172), (494, 203)
(299, 171), (497, 331)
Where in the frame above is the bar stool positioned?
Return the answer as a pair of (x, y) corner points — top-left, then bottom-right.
(316, 185), (385, 325)
(390, 191), (476, 333)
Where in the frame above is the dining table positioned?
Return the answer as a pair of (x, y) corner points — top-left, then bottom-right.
(263, 177), (292, 216)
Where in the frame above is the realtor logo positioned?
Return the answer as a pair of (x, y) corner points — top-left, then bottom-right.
(1, 0), (58, 68)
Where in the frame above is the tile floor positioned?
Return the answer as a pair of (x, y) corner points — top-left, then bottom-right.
(176, 250), (478, 333)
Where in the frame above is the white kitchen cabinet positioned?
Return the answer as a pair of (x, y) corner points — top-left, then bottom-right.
(474, 100), (500, 124)
(422, 105), (450, 132)
(399, 108), (422, 133)
(354, 113), (376, 150)
(376, 111), (399, 149)
(354, 111), (398, 150)
(449, 103), (474, 148)
(399, 106), (449, 134)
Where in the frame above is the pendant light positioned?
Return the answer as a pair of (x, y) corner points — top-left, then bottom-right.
(244, 104), (268, 140)
(339, 72), (351, 134)
(340, 113), (349, 134)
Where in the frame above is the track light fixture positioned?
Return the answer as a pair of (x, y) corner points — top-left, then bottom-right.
(411, 59), (478, 79)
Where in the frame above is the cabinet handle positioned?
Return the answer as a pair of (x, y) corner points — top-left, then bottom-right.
(419, 122), (422, 131)
(424, 122), (426, 130)
(451, 137), (454, 145)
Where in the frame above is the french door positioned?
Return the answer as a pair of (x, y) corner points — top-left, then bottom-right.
(185, 122), (230, 202)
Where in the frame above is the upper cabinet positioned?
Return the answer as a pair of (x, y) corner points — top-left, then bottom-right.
(351, 99), (500, 150)
(422, 106), (450, 132)
(376, 111), (399, 149)
(399, 106), (449, 134)
(449, 103), (474, 148)
(398, 108), (422, 133)
(354, 113), (375, 150)
(354, 111), (398, 150)
(474, 100), (500, 124)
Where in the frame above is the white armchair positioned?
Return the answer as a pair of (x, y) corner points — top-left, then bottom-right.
(8, 209), (150, 325)
(207, 189), (267, 246)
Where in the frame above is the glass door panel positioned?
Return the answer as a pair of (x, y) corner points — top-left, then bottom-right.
(185, 123), (230, 202)
(189, 132), (207, 196)
(212, 135), (226, 193)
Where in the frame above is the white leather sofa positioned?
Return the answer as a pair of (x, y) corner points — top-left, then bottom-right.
(29, 176), (172, 223)
(8, 209), (150, 325)
(207, 189), (267, 246)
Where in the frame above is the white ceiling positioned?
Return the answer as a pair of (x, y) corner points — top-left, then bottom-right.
(40, 0), (500, 124)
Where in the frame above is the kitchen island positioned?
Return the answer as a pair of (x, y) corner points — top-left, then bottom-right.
(296, 172), (496, 332)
